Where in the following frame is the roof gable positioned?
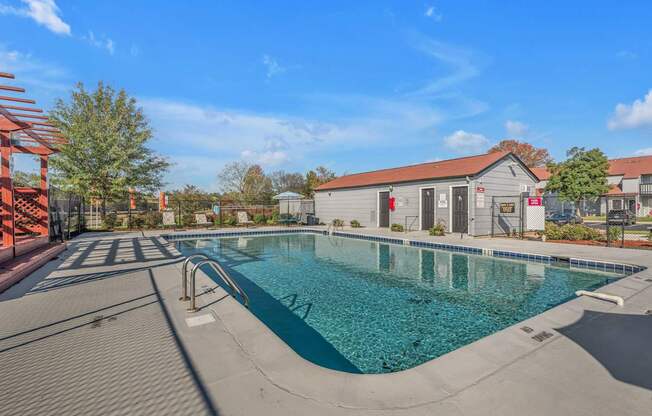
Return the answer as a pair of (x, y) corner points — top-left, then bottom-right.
(315, 152), (515, 191)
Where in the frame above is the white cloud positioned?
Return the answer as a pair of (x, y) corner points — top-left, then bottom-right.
(0, 0), (70, 35)
(616, 50), (637, 59)
(408, 35), (483, 96)
(0, 44), (70, 94)
(505, 120), (529, 137)
(608, 90), (652, 130)
(262, 54), (285, 79)
(443, 130), (490, 154)
(424, 5), (442, 22)
(82, 31), (115, 55)
(634, 148), (652, 156)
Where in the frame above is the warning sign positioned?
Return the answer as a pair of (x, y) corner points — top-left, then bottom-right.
(528, 197), (542, 206)
(500, 202), (516, 214)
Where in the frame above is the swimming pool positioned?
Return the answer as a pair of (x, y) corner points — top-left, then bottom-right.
(177, 233), (623, 374)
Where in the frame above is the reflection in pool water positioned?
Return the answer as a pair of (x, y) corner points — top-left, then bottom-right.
(178, 233), (622, 374)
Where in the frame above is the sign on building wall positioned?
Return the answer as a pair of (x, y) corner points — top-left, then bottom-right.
(476, 193), (485, 208)
(500, 202), (515, 213)
(438, 193), (448, 208)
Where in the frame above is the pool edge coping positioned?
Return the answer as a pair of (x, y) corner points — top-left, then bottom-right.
(162, 228), (652, 410)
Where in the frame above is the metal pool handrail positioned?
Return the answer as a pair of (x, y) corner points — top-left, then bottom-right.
(188, 259), (250, 312)
(181, 254), (209, 301)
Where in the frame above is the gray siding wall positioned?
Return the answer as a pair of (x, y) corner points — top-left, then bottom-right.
(472, 155), (536, 236)
(315, 178), (467, 230)
(314, 155), (536, 236)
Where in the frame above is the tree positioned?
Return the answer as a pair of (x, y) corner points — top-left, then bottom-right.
(217, 161), (271, 203)
(50, 82), (169, 216)
(489, 139), (552, 167)
(545, 147), (610, 215)
(270, 170), (305, 194)
(304, 166), (336, 197)
(12, 171), (40, 188)
(167, 184), (218, 215)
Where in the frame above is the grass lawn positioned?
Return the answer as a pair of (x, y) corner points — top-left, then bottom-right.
(582, 215), (652, 222)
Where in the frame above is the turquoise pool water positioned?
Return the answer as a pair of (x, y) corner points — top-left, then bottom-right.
(177, 233), (623, 374)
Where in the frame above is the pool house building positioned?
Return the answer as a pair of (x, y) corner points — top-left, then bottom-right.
(314, 152), (538, 236)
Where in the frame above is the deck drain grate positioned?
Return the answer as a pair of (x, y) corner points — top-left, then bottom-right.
(532, 331), (554, 342)
(520, 326), (534, 333)
(645, 310), (652, 316)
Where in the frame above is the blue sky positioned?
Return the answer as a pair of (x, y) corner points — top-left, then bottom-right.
(2, 1), (652, 190)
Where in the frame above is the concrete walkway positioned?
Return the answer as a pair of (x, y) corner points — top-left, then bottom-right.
(1, 229), (651, 415)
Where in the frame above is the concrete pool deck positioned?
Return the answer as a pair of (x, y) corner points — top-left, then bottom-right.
(1, 228), (651, 415)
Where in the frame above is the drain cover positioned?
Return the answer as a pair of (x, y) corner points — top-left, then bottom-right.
(520, 326), (534, 334)
(645, 310), (652, 316)
(532, 331), (554, 342)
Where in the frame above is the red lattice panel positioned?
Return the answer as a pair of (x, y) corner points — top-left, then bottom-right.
(14, 187), (44, 235)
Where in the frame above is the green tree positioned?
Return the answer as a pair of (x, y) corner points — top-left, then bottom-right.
(304, 166), (336, 197)
(12, 170), (40, 188)
(49, 82), (169, 216)
(167, 184), (218, 215)
(545, 147), (610, 215)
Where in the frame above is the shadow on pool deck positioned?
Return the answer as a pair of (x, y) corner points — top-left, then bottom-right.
(556, 310), (652, 391)
(0, 233), (220, 415)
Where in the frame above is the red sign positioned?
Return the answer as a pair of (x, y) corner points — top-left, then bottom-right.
(389, 197), (396, 211)
(476, 186), (485, 193)
(528, 197), (543, 206)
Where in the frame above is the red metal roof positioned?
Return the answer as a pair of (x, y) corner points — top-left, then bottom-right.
(315, 152), (511, 191)
(532, 154), (652, 182)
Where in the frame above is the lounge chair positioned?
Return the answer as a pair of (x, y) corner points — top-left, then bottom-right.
(195, 213), (212, 228)
(237, 211), (254, 227)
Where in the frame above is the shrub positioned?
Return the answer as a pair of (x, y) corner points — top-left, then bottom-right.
(607, 226), (622, 242)
(144, 211), (162, 228)
(544, 222), (601, 241)
(181, 213), (195, 227)
(266, 218), (276, 225)
(332, 218), (344, 227)
(648, 231), (652, 242)
(253, 214), (266, 224)
(390, 223), (404, 232)
(103, 212), (118, 229)
(128, 214), (145, 228)
(271, 211), (280, 222)
(350, 219), (361, 228)
(225, 216), (237, 226)
(429, 221), (445, 236)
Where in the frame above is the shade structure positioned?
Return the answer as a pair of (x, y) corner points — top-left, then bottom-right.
(0, 72), (67, 260)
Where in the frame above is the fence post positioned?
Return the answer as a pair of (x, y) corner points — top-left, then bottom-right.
(490, 196), (495, 238)
(219, 199), (223, 225)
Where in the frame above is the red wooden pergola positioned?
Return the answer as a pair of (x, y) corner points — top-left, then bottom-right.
(0, 72), (67, 259)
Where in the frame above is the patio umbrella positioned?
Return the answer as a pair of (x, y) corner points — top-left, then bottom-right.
(272, 191), (304, 217)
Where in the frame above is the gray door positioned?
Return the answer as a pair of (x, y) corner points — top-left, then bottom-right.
(378, 191), (390, 227)
(421, 188), (435, 230)
(452, 187), (468, 233)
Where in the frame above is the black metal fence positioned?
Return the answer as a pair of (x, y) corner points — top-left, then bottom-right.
(48, 186), (85, 241)
(81, 196), (316, 229)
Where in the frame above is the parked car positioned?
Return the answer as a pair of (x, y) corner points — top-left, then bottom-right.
(547, 212), (583, 225)
(607, 209), (636, 225)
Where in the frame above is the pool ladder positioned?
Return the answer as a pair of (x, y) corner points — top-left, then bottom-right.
(181, 254), (250, 312)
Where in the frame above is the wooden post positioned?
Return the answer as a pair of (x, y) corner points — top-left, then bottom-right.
(0, 132), (15, 250)
(39, 155), (49, 237)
